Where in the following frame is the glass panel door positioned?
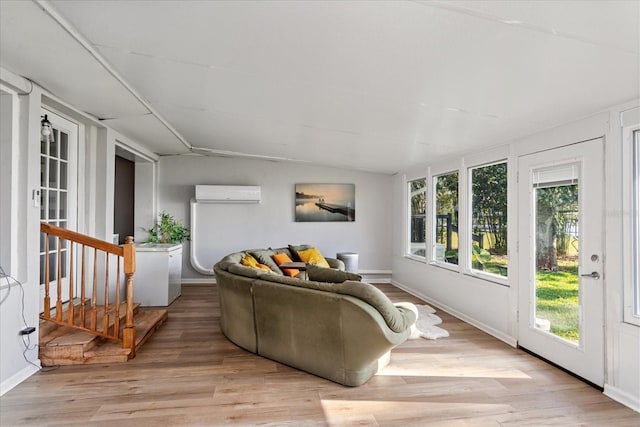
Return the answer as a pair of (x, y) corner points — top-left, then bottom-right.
(518, 139), (604, 386)
(39, 110), (77, 307)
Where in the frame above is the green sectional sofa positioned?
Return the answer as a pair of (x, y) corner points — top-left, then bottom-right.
(213, 246), (417, 386)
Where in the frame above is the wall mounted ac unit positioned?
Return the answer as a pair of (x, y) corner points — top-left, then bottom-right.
(195, 185), (261, 203)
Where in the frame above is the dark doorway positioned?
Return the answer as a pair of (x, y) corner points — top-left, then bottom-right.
(114, 155), (135, 244)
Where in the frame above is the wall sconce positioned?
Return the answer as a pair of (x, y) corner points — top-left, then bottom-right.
(41, 114), (54, 143)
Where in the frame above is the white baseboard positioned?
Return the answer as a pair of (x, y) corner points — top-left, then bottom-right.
(1, 363), (40, 396)
(181, 278), (216, 285)
(604, 384), (640, 413)
(360, 270), (392, 284)
(391, 279), (517, 347)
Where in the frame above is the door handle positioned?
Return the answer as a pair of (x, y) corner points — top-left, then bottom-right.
(580, 271), (600, 279)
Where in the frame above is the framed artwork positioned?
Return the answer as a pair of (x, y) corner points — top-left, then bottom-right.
(295, 183), (355, 222)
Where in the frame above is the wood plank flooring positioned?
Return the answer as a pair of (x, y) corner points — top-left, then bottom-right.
(1, 283), (638, 426)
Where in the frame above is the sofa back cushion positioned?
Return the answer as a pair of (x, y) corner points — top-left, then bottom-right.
(306, 264), (361, 283)
(216, 251), (246, 271)
(249, 249), (284, 275)
(334, 281), (417, 333)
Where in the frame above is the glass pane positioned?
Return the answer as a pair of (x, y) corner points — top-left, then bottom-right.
(60, 249), (67, 278)
(40, 232), (45, 253)
(60, 162), (67, 190)
(48, 159), (58, 188)
(534, 178), (580, 343)
(470, 162), (508, 276)
(40, 189), (46, 220)
(60, 131), (68, 161)
(435, 172), (459, 264)
(59, 191), (67, 220)
(41, 136), (47, 155)
(49, 132), (58, 159)
(40, 254), (45, 285)
(40, 156), (47, 187)
(48, 252), (57, 281)
(48, 190), (58, 219)
(409, 178), (426, 257)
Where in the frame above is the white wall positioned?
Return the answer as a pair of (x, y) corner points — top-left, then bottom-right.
(391, 102), (640, 411)
(156, 155), (394, 280)
(0, 79), (42, 395)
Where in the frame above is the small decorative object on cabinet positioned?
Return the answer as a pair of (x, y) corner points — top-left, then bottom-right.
(135, 211), (190, 306)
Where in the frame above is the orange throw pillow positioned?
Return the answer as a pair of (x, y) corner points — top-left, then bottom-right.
(272, 253), (300, 277)
(297, 247), (330, 268)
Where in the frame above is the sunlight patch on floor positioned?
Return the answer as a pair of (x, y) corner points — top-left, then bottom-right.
(320, 399), (512, 425)
(378, 364), (531, 379)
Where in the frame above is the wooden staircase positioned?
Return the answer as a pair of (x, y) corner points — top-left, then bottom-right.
(39, 223), (168, 366)
(39, 303), (168, 365)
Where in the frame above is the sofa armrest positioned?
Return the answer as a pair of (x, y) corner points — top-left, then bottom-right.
(325, 257), (345, 271)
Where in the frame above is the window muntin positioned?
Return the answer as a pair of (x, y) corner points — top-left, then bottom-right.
(470, 161), (508, 277)
(408, 178), (426, 258)
(434, 171), (459, 265)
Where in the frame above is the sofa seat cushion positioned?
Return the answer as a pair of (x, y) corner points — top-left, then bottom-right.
(335, 281), (417, 333)
(306, 263), (361, 283)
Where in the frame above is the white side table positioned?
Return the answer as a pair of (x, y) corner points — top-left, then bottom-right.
(336, 252), (359, 273)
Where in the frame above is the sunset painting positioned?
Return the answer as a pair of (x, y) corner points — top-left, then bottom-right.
(295, 183), (355, 222)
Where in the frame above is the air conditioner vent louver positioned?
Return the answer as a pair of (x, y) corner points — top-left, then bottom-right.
(195, 185), (261, 203)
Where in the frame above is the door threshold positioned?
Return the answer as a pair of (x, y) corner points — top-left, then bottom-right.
(518, 345), (604, 391)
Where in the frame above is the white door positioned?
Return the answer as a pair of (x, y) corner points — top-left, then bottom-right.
(518, 138), (604, 386)
(39, 110), (78, 309)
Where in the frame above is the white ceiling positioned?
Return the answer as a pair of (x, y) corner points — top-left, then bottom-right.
(1, 0), (638, 173)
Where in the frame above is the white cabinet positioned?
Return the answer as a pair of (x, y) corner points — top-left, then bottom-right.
(134, 243), (182, 307)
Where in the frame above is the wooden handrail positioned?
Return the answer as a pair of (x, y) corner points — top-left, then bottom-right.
(40, 222), (136, 355)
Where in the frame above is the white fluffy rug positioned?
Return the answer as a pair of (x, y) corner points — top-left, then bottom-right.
(409, 304), (450, 340)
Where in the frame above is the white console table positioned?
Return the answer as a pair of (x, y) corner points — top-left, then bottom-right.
(134, 243), (182, 307)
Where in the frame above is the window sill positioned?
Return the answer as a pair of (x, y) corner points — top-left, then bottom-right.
(429, 261), (460, 272)
(404, 254), (427, 263)
(464, 270), (510, 287)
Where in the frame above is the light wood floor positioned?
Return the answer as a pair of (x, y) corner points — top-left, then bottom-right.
(2, 283), (638, 426)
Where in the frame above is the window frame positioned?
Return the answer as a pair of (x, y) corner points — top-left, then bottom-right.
(406, 176), (427, 262)
(623, 124), (640, 325)
(465, 159), (509, 285)
(431, 169), (460, 271)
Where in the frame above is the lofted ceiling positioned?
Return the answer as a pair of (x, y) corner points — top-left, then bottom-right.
(1, 0), (638, 174)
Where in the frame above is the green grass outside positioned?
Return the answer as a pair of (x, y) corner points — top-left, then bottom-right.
(535, 260), (579, 342)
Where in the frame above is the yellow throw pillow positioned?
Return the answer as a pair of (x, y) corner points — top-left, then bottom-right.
(241, 253), (274, 273)
(240, 253), (259, 268)
(297, 247), (330, 268)
(272, 253), (300, 277)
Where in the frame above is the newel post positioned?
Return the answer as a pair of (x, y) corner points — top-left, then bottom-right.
(122, 236), (136, 357)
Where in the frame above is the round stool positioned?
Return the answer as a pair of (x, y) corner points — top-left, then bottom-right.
(337, 252), (359, 273)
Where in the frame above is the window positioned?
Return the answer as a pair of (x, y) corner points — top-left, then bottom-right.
(434, 171), (459, 265)
(469, 161), (508, 277)
(408, 178), (426, 258)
